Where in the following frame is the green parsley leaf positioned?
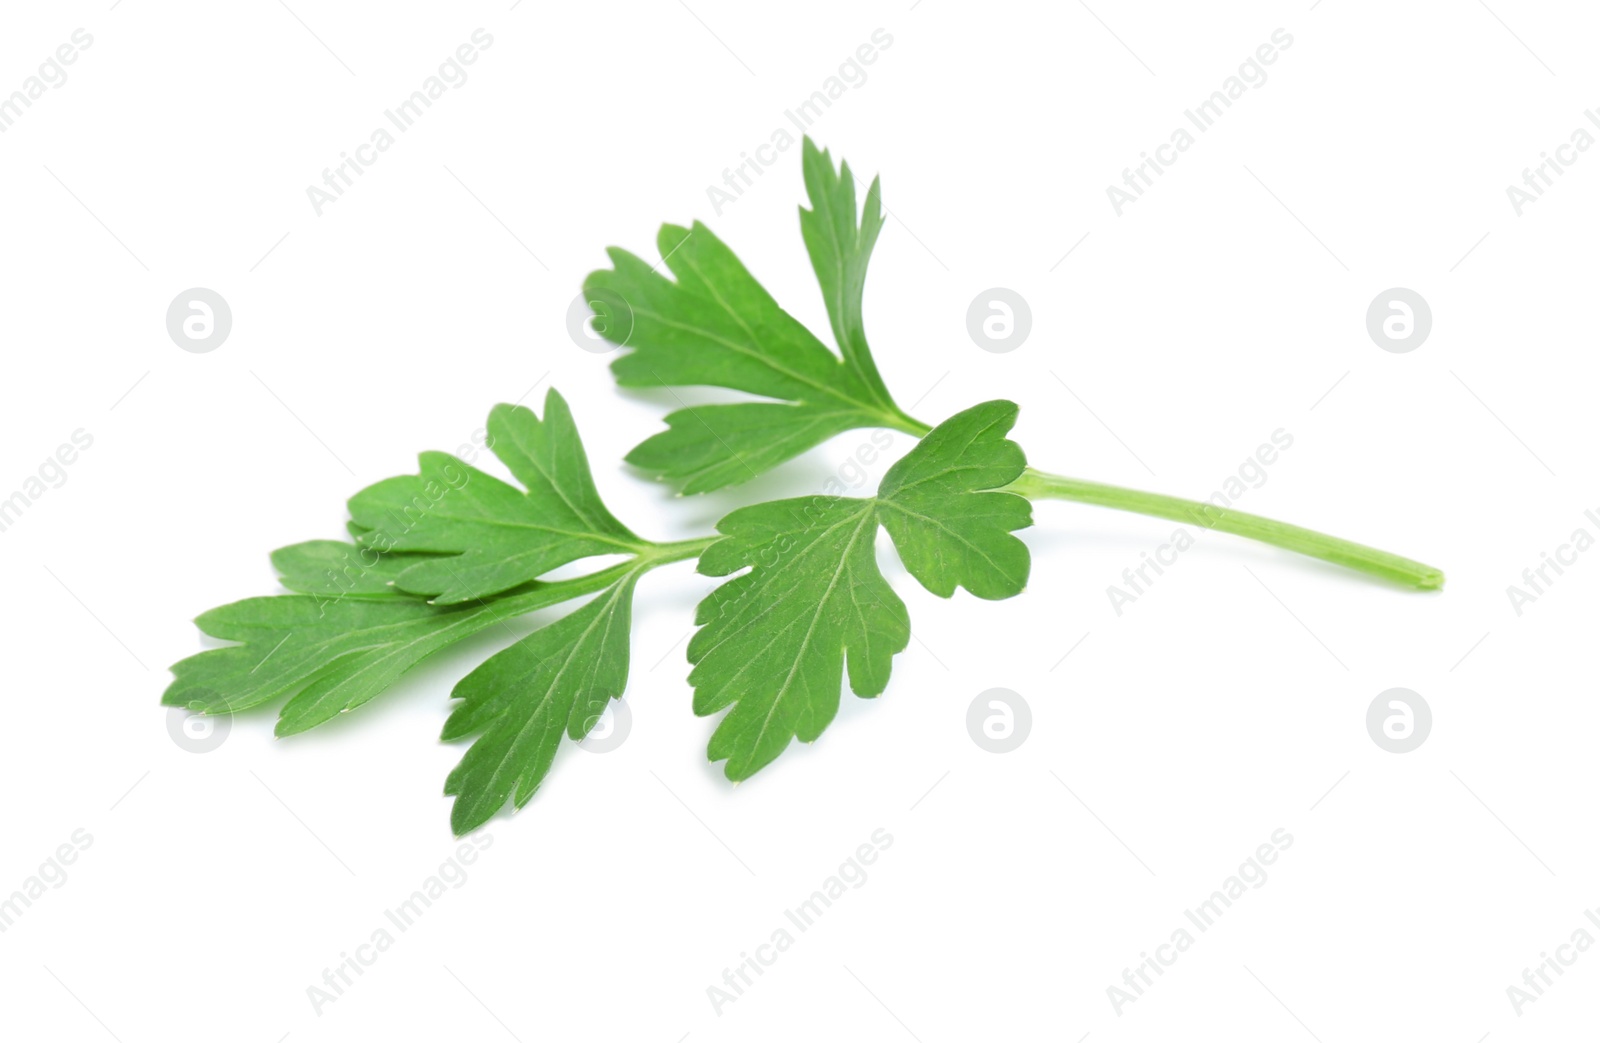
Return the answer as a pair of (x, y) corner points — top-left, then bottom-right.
(269, 539), (428, 598)
(582, 137), (926, 493)
(875, 399), (1032, 600)
(691, 496), (906, 780)
(442, 568), (642, 836)
(798, 138), (893, 405)
(162, 568), (624, 737)
(689, 400), (1031, 780)
(347, 390), (643, 604)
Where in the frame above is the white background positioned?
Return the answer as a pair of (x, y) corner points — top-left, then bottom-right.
(1, 1), (1595, 1039)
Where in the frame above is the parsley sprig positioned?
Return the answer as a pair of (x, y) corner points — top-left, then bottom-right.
(166, 139), (1442, 835)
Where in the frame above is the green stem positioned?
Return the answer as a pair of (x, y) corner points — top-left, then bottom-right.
(478, 537), (716, 617)
(642, 535), (720, 565)
(883, 410), (932, 438)
(1006, 467), (1444, 590)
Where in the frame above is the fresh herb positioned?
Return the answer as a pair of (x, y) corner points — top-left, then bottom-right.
(691, 399), (1031, 781)
(581, 141), (928, 493)
(166, 139), (1442, 835)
